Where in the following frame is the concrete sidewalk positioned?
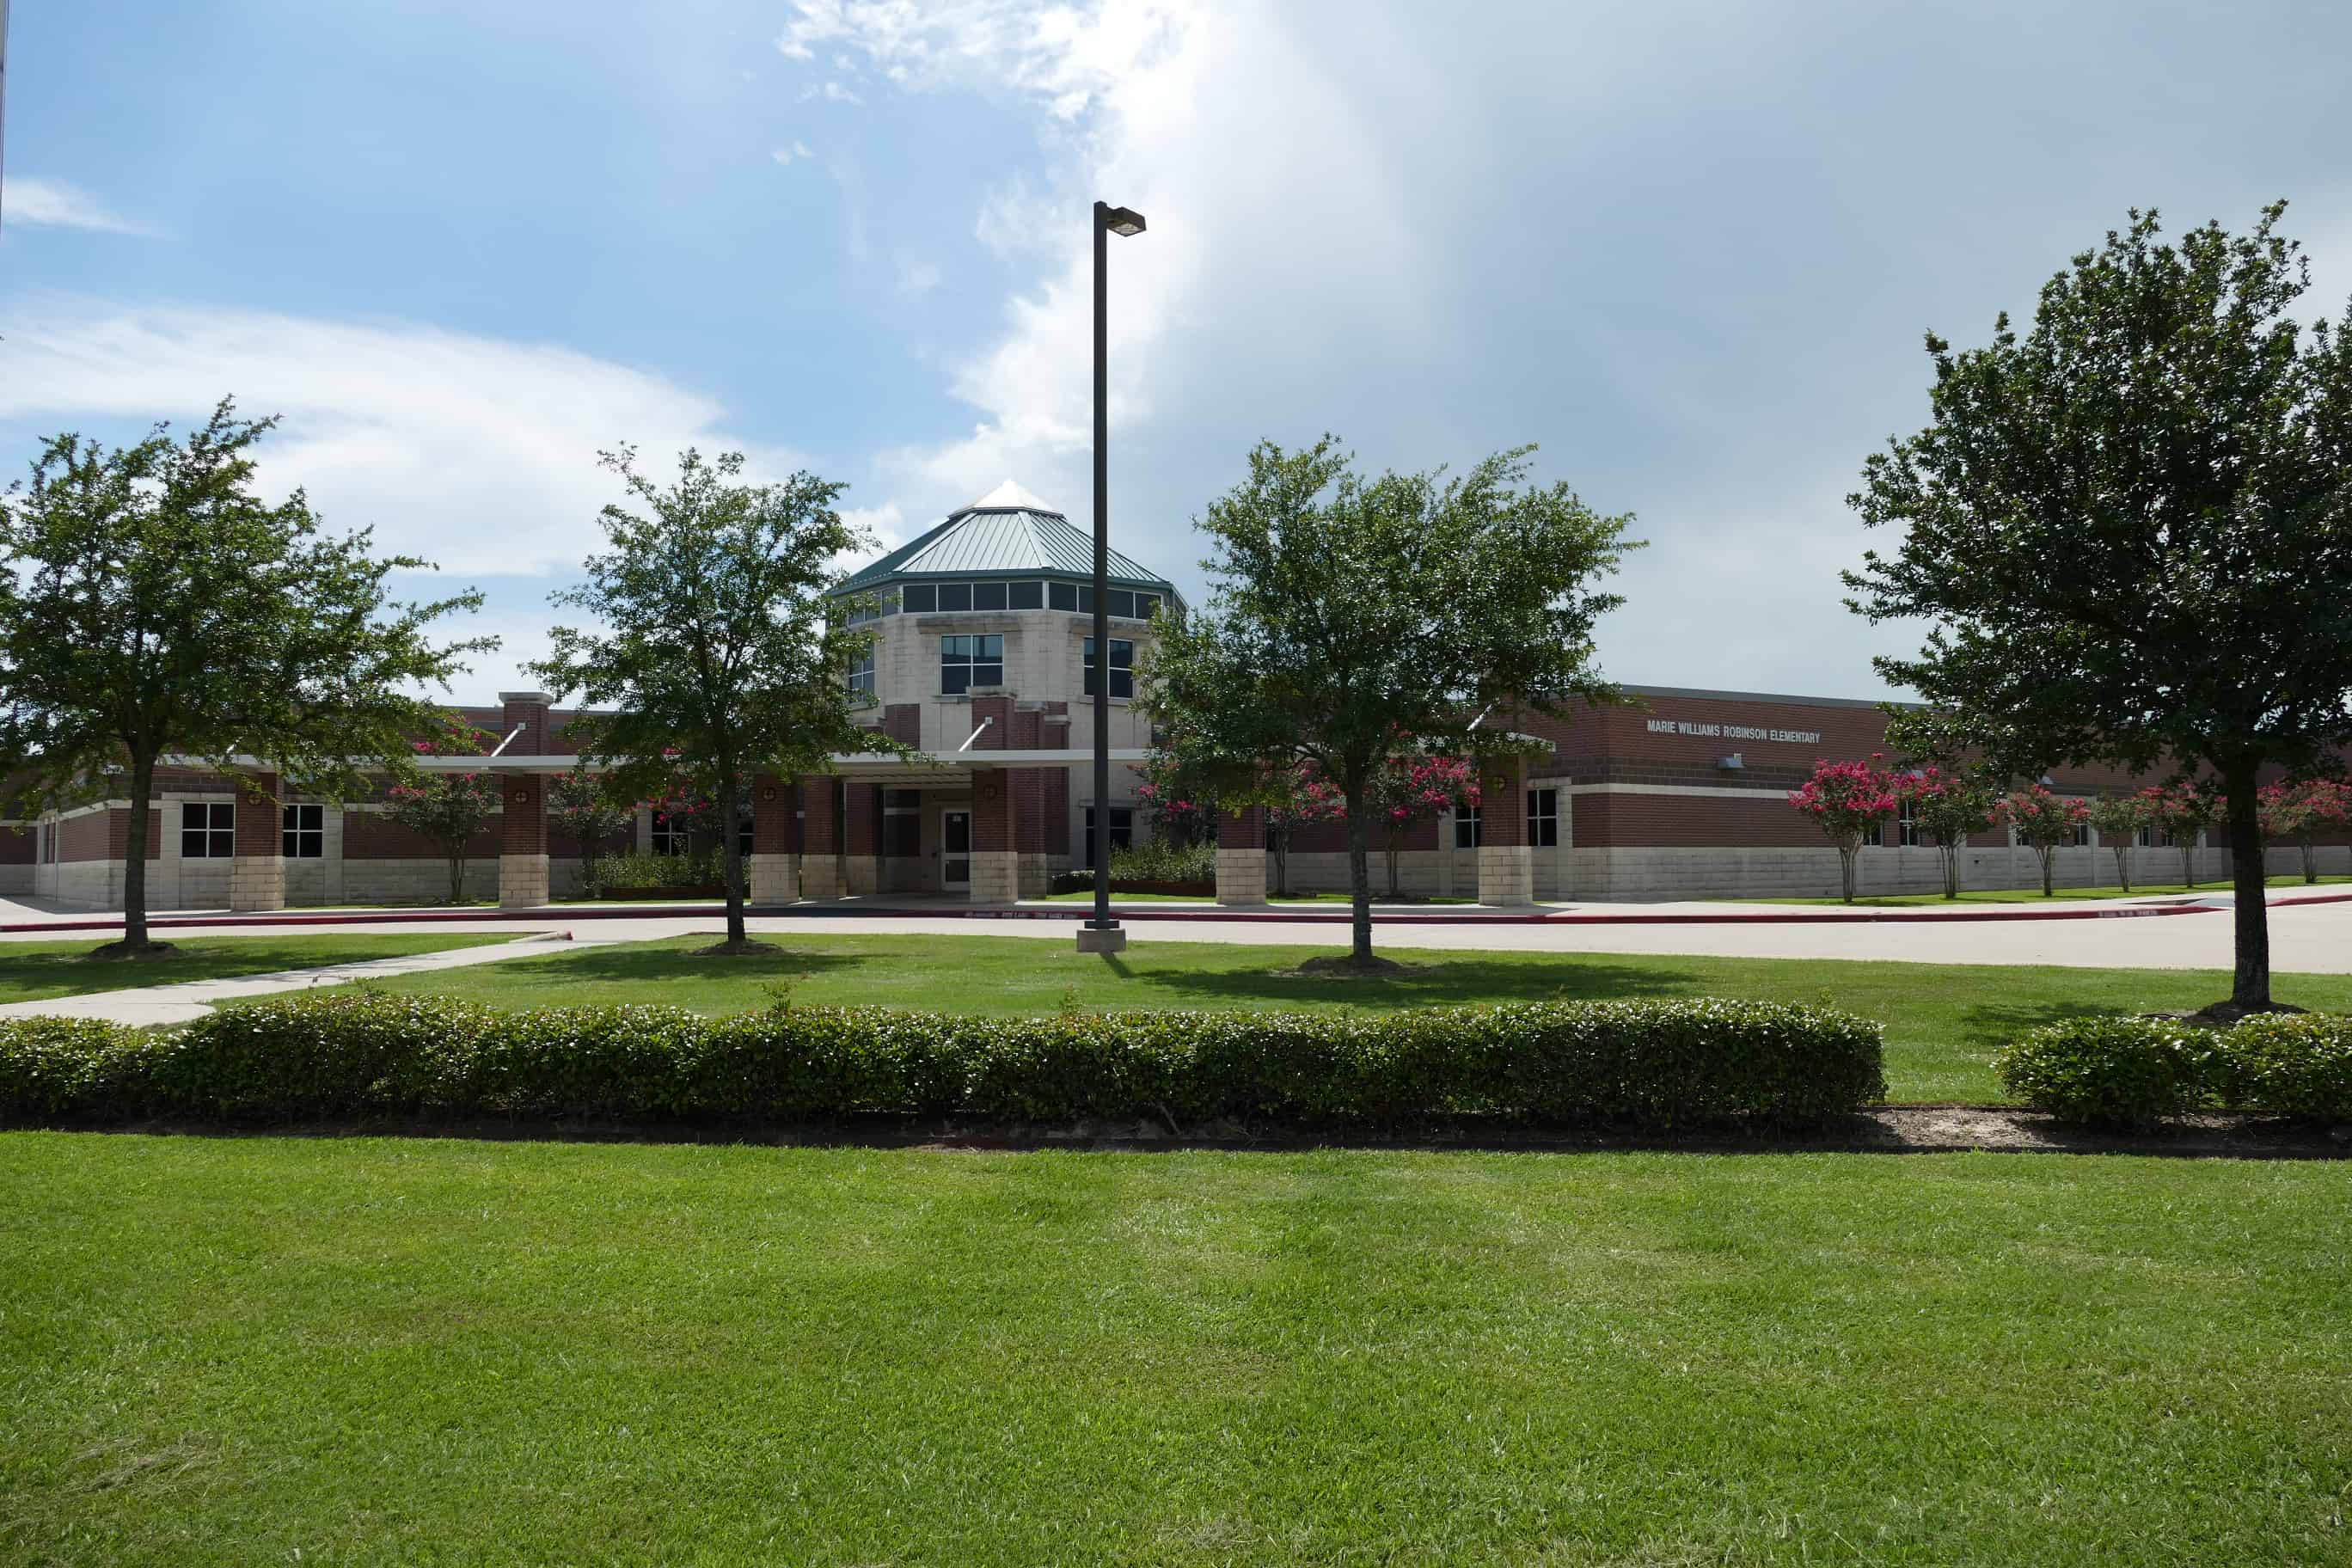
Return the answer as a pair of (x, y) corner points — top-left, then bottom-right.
(0, 932), (584, 1027)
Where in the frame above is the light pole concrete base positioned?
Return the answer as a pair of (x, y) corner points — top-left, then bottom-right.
(1075, 925), (1128, 953)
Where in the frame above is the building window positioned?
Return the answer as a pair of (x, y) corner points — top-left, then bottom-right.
(2136, 826), (2171, 848)
(1454, 802), (1482, 850)
(651, 812), (690, 856)
(1049, 580), (1078, 611)
(1009, 581), (1044, 610)
(1081, 805), (1134, 867)
(1083, 637), (1133, 700)
(847, 648), (876, 700)
(282, 804), (324, 860)
(902, 583), (937, 613)
(1864, 821), (1884, 848)
(2073, 821), (2094, 848)
(972, 581), (1008, 611)
(1528, 788), (1559, 848)
(182, 801), (235, 859)
(1897, 799), (1921, 848)
(937, 582), (972, 612)
(941, 634), (1005, 693)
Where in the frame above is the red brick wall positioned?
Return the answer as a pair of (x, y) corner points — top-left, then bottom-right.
(0, 827), (32, 866)
(801, 775), (839, 858)
(1576, 791), (1823, 848)
(343, 812), (502, 861)
(500, 775), (545, 855)
(843, 781), (878, 856)
(234, 774), (281, 858)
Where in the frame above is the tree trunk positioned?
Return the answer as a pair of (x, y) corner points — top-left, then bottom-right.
(2110, 845), (2132, 894)
(720, 784), (746, 946)
(1344, 779), (1373, 965)
(1938, 839), (1960, 899)
(2037, 844), (2055, 896)
(447, 849), (466, 904)
(2181, 840), (2196, 890)
(1272, 825), (1291, 898)
(2300, 833), (2316, 885)
(1838, 844), (1858, 903)
(1384, 836), (1401, 899)
(121, 750), (157, 950)
(2226, 775), (2271, 1010)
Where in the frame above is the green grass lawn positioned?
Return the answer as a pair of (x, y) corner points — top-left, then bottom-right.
(2, 1133), (2344, 1565)
(0, 934), (512, 1005)
(1752, 873), (2352, 907)
(355, 931), (2352, 1103)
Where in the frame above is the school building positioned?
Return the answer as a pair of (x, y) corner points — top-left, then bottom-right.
(1, 482), (2333, 911)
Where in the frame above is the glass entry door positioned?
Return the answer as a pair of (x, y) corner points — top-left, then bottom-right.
(941, 811), (972, 891)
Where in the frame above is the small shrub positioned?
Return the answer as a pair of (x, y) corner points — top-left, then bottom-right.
(0, 1017), (155, 1120)
(2223, 1014), (2352, 1123)
(1109, 840), (1216, 885)
(592, 850), (732, 891)
(1995, 1016), (2220, 1127)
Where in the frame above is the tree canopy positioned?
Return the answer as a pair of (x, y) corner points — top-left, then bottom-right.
(1847, 203), (2352, 1012)
(530, 445), (887, 951)
(0, 400), (492, 953)
(1147, 437), (1637, 965)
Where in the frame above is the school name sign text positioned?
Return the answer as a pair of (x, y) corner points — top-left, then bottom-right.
(1646, 717), (1822, 745)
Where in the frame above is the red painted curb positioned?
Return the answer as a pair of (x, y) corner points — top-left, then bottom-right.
(6, 888), (2346, 938)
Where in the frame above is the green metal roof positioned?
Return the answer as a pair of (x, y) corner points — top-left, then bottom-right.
(832, 482), (1179, 600)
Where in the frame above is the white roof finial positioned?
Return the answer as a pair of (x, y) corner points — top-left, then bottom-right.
(970, 479), (1057, 512)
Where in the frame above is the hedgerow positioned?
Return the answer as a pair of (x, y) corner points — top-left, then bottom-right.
(0, 993), (1885, 1131)
(1997, 1013), (2352, 1126)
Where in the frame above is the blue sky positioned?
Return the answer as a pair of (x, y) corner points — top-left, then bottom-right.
(5, 0), (2350, 702)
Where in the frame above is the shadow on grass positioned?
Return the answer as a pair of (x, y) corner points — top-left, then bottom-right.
(1957, 1001), (2152, 1046)
(1130, 957), (1699, 1012)
(462, 945), (876, 990)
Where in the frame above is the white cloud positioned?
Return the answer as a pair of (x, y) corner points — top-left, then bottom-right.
(799, 80), (864, 105)
(0, 303), (805, 579)
(770, 140), (817, 164)
(896, 253), (944, 296)
(3, 177), (157, 236)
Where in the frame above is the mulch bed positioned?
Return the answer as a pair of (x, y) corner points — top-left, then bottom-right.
(46, 1108), (2352, 1160)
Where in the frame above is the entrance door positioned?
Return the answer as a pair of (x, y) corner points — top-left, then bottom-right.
(941, 811), (972, 891)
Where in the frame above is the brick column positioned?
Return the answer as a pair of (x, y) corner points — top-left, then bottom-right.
(229, 771), (285, 912)
(843, 781), (880, 895)
(499, 690), (553, 754)
(969, 767), (1020, 903)
(1215, 805), (1268, 906)
(748, 772), (799, 906)
(799, 775), (842, 898)
(499, 773), (548, 908)
(1474, 754), (1533, 907)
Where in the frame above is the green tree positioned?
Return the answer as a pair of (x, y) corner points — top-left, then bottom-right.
(2085, 793), (2151, 892)
(1146, 438), (1636, 969)
(1898, 764), (1997, 899)
(530, 446), (888, 953)
(1847, 204), (2352, 1014)
(548, 764), (635, 897)
(0, 401), (491, 957)
(383, 715), (503, 903)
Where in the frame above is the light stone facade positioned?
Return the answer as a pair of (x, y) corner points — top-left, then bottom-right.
(748, 853), (799, 906)
(498, 852), (549, 909)
(968, 850), (1020, 904)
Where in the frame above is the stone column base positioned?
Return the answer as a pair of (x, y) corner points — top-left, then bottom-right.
(845, 856), (879, 896)
(1476, 844), (1534, 906)
(1075, 924), (1128, 953)
(228, 855), (285, 912)
(748, 853), (799, 907)
(1215, 848), (1268, 905)
(800, 854), (844, 900)
(969, 850), (1020, 904)
(499, 852), (549, 910)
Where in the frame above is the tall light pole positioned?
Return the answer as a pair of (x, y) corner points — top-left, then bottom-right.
(1082, 199), (1146, 953)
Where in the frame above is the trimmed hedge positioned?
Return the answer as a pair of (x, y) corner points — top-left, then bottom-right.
(1996, 1013), (2352, 1126)
(0, 994), (1885, 1130)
